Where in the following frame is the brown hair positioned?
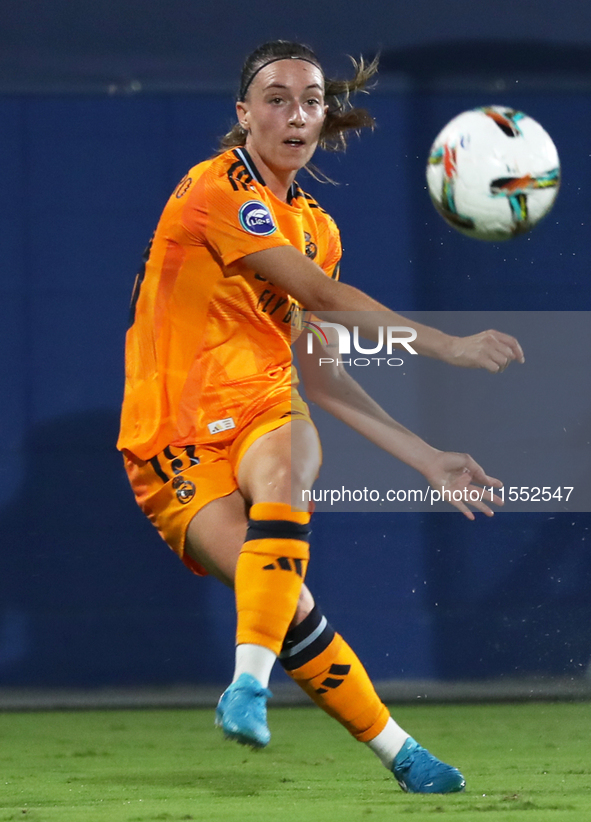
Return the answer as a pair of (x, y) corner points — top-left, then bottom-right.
(219, 40), (378, 154)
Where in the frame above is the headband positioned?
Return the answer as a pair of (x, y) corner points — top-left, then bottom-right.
(239, 55), (323, 101)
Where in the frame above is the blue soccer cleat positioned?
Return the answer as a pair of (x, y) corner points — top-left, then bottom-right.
(392, 737), (466, 794)
(214, 673), (272, 749)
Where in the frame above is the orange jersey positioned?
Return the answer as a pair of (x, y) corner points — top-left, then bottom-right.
(117, 147), (341, 460)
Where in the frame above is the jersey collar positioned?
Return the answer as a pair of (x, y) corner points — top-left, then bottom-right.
(233, 146), (299, 204)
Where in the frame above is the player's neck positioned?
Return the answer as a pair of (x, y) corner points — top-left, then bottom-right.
(243, 144), (296, 202)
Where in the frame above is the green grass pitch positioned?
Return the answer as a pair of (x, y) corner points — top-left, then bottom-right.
(0, 701), (590, 821)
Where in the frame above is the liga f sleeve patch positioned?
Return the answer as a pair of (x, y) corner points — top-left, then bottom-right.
(238, 200), (277, 236)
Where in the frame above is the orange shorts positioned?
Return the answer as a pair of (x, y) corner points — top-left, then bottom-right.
(122, 394), (315, 576)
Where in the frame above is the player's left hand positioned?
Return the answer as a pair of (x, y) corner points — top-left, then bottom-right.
(423, 450), (504, 520)
(446, 329), (524, 373)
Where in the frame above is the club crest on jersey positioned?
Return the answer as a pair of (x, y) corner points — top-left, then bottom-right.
(238, 200), (277, 236)
(172, 475), (196, 504)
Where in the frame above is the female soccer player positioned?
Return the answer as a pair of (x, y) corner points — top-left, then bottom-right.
(118, 40), (523, 795)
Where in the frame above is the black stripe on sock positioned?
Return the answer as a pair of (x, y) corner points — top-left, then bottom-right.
(279, 605), (336, 672)
(328, 663), (351, 677)
(246, 518), (311, 543)
(319, 677), (343, 689)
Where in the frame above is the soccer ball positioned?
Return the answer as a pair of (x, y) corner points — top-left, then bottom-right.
(426, 106), (560, 241)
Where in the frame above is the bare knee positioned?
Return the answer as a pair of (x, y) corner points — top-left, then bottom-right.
(238, 420), (321, 508)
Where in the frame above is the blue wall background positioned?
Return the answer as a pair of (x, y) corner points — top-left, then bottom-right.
(1, 2), (590, 688)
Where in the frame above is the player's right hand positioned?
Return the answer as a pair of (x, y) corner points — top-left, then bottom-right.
(445, 329), (525, 373)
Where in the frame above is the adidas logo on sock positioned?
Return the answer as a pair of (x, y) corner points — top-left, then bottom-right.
(315, 663), (351, 694)
(262, 557), (304, 577)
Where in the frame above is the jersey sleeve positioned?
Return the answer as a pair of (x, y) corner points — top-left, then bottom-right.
(181, 172), (292, 267)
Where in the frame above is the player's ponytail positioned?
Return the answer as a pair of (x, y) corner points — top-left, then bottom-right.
(319, 53), (378, 152)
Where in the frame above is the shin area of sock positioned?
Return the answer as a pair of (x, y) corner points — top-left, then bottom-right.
(235, 502), (311, 655)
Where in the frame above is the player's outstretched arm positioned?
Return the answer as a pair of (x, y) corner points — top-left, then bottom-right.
(243, 245), (524, 372)
(295, 334), (503, 519)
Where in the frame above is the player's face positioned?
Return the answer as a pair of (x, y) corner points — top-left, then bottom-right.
(237, 60), (327, 181)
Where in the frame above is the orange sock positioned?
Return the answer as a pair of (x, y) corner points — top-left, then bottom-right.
(235, 502), (311, 656)
(280, 605), (389, 742)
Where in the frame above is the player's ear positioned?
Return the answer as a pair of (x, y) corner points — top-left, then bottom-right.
(236, 101), (250, 132)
